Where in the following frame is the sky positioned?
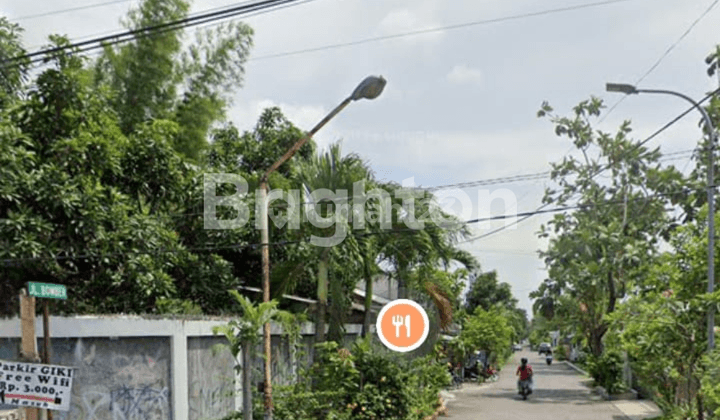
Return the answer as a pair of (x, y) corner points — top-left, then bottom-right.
(2, 0), (720, 317)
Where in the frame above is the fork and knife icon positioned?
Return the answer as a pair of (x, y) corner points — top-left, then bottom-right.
(391, 314), (411, 338)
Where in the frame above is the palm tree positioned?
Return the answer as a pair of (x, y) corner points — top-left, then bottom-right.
(379, 184), (478, 330)
(295, 141), (371, 347)
(213, 291), (289, 420)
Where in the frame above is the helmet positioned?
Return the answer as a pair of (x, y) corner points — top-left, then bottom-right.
(521, 358), (528, 364)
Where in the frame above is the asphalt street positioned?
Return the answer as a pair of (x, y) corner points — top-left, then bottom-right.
(442, 348), (648, 420)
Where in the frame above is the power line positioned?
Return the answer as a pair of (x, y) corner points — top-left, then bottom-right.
(248, 0), (641, 61)
(11, 0), (133, 21)
(20, 0), (276, 51)
(472, 88), (719, 241)
(421, 171), (550, 192)
(7, 0), (640, 69)
(26, 0), (320, 67)
(423, 148), (694, 194)
(599, 0), (720, 123)
(459, 203), (551, 244)
(0, 184), (704, 265)
(2, 0), (310, 69)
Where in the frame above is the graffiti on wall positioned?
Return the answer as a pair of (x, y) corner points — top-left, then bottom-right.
(188, 382), (233, 420)
(47, 338), (173, 420)
(0, 409), (25, 420)
(187, 337), (235, 420)
(110, 385), (169, 420)
(69, 386), (169, 420)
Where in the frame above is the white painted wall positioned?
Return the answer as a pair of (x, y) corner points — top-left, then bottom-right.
(0, 316), (363, 419)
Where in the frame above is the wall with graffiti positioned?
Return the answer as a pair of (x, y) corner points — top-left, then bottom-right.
(0, 337), (171, 420)
(0, 319), (364, 420)
(187, 337), (235, 420)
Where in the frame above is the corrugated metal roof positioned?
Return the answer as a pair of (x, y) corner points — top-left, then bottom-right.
(238, 286), (317, 304)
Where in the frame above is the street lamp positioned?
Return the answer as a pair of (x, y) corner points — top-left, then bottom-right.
(606, 82), (716, 352)
(258, 75), (386, 420)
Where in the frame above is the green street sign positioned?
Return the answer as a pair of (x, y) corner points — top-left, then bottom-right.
(28, 282), (67, 300)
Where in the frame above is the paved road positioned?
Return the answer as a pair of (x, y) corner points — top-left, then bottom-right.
(443, 348), (638, 420)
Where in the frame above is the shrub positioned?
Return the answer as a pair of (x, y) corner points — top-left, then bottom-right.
(405, 356), (450, 419)
(587, 350), (626, 395)
(701, 349), (720, 417)
(575, 351), (588, 367)
(262, 339), (451, 420)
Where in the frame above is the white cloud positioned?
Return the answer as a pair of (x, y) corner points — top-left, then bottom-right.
(376, 8), (445, 44)
(446, 64), (483, 86)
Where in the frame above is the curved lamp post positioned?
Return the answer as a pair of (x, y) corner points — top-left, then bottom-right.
(258, 75), (386, 420)
(606, 82), (716, 352)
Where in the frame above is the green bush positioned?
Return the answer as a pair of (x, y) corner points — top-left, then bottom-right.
(701, 349), (720, 418)
(587, 350), (626, 395)
(405, 356), (450, 418)
(575, 351), (588, 367)
(251, 339), (449, 420)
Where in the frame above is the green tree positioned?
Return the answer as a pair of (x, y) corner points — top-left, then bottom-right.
(380, 184), (478, 330)
(533, 97), (684, 357)
(295, 141), (369, 346)
(213, 291), (298, 420)
(607, 210), (720, 419)
(459, 306), (514, 366)
(0, 35), (245, 316)
(0, 17), (28, 108)
(464, 270), (516, 313)
(94, 0), (253, 160)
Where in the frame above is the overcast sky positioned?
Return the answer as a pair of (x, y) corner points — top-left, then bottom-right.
(3, 0), (720, 317)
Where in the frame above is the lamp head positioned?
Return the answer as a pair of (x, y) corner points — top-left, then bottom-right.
(351, 75), (386, 101)
(606, 83), (638, 95)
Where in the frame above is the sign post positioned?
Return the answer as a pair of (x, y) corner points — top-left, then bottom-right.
(18, 290), (38, 420)
(26, 283), (67, 420)
(0, 359), (75, 411)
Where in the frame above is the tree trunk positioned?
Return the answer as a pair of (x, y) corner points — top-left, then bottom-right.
(242, 340), (252, 420)
(697, 388), (704, 420)
(314, 255), (329, 349)
(328, 269), (345, 344)
(397, 274), (407, 299)
(607, 271), (617, 315)
(589, 324), (607, 358)
(362, 269), (374, 338)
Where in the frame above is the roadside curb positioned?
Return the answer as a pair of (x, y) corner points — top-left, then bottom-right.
(563, 361), (662, 419)
(562, 361), (639, 401)
(562, 360), (589, 376)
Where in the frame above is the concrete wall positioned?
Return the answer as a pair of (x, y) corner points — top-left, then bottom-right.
(0, 409), (25, 420)
(187, 337), (235, 420)
(356, 275), (396, 301)
(0, 316), (362, 420)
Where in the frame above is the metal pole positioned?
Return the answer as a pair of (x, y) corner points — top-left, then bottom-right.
(709, 130), (715, 351)
(636, 88), (715, 351)
(258, 181), (272, 420)
(43, 301), (52, 420)
(258, 96), (353, 420)
(20, 289), (39, 420)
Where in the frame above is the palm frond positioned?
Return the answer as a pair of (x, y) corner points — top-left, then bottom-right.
(424, 281), (453, 331)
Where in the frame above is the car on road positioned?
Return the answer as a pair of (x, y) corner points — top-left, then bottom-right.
(538, 342), (552, 355)
(512, 344), (522, 351)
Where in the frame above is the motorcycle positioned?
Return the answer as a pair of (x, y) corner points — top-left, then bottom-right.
(518, 379), (532, 400)
(546, 355), (553, 365)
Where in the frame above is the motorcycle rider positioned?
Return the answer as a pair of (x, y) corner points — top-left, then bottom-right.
(516, 357), (533, 395)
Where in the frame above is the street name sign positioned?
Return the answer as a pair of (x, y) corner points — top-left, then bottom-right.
(0, 359), (75, 411)
(27, 283), (66, 300)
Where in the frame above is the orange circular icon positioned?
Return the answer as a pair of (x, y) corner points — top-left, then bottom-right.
(376, 299), (429, 352)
